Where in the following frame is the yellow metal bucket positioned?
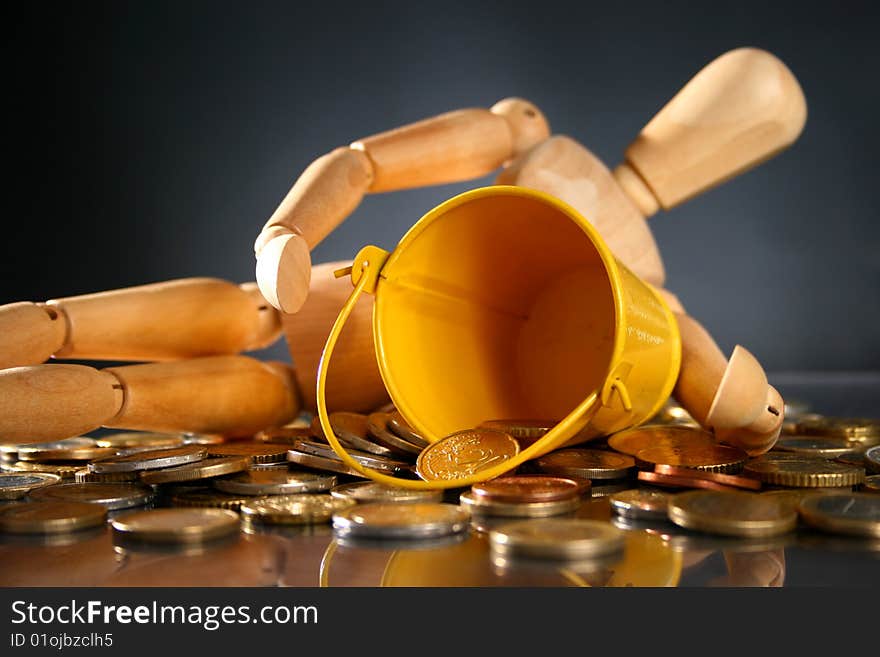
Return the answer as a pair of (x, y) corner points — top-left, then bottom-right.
(316, 186), (681, 489)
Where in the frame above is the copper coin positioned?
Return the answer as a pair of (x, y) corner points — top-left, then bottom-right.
(534, 449), (634, 480)
(472, 475), (582, 503)
(653, 464), (762, 490)
(607, 425), (715, 457)
(635, 443), (748, 473)
(206, 442), (288, 464)
(639, 471), (741, 492)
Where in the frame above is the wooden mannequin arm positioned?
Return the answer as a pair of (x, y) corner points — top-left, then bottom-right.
(0, 356), (299, 442)
(612, 47), (807, 216)
(0, 278), (282, 368)
(254, 98), (551, 313)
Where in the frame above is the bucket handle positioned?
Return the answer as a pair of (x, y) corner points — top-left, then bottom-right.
(316, 255), (604, 490)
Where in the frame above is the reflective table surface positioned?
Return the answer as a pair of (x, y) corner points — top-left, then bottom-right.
(1, 373), (878, 587)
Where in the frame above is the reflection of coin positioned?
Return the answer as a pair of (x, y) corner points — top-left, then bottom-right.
(0, 472), (61, 500)
(798, 493), (880, 537)
(29, 483), (154, 510)
(111, 508), (239, 543)
(477, 420), (555, 446)
(608, 425), (715, 456)
(668, 490), (796, 537)
(774, 436), (859, 458)
(460, 491), (581, 518)
(240, 494), (355, 525)
(90, 446), (207, 473)
(215, 468), (336, 495)
(0, 501), (107, 534)
(95, 432), (186, 450)
(207, 442), (288, 464)
(332, 503), (469, 538)
(635, 444), (748, 474)
(140, 457), (250, 485)
(472, 476), (582, 503)
(18, 437), (116, 462)
(388, 412), (430, 449)
(489, 518), (625, 560)
(534, 449), (634, 480)
(366, 413), (421, 456)
(329, 482), (442, 504)
(609, 489), (670, 520)
(416, 429), (519, 482)
(744, 457), (865, 488)
(328, 412), (395, 457)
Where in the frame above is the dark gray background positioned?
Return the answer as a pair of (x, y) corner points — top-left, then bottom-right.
(5, 0), (879, 371)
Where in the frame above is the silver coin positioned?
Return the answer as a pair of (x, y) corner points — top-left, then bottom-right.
(332, 502), (469, 539)
(798, 492), (880, 537)
(89, 446), (207, 473)
(214, 468), (336, 495)
(330, 481), (443, 504)
(74, 468), (140, 484)
(775, 435), (859, 458)
(0, 472), (61, 500)
(291, 439), (407, 473)
(28, 482), (155, 510)
(459, 491), (582, 518)
(17, 437), (114, 462)
(609, 489), (670, 520)
(367, 413), (423, 456)
(286, 450), (368, 478)
(387, 412), (431, 449)
(489, 518), (626, 560)
(866, 446), (880, 474)
(327, 412), (395, 457)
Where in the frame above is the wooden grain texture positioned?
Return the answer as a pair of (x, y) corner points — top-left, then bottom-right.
(50, 278), (282, 362)
(0, 364), (123, 442)
(621, 47), (807, 209)
(106, 355), (299, 437)
(672, 312), (733, 427)
(497, 135), (665, 286)
(281, 261), (389, 414)
(0, 302), (67, 369)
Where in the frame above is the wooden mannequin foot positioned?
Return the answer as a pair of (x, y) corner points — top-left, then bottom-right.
(716, 386), (784, 455)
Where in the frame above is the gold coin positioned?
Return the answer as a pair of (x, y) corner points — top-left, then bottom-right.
(635, 443), (748, 474)
(75, 468), (139, 483)
(111, 508), (240, 543)
(95, 432), (186, 449)
(0, 472), (61, 500)
(744, 457), (865, 488)
(239, 494), (355, 525)
(607, 425), (715, 457)
(140, 457), (250, 485)
(459, 490), (582, 518)
(170, 488), (257, 511)
(668, 490), (797, 537)
(416, 429), (519, 481)
(0, 501), (107, 534)
(17, 437), (117, 462)
(774, 435), (862, 458)
(534, 449), (635, 480)
(388, 411), (430, 449)
(477, 419), (555, 446)
(796, 416), (880, 445)
(2, 461), (81, 479)
(488, 518), (625, 560)
(761, 488), (842, 514)
(206, 442), (288, 464)
(798, 493), (880, 538)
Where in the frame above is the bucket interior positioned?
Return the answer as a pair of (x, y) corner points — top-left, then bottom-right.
(375, 191), (617, 440)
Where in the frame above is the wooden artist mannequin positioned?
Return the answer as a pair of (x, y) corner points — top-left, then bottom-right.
(0, 48), (805, 456)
